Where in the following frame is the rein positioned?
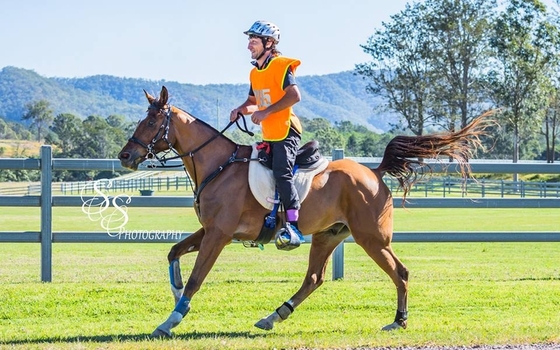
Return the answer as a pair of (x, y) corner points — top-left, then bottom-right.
(129, 106), (259, 203)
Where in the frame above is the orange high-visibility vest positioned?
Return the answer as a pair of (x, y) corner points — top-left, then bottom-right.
(250, 56), (302, 141)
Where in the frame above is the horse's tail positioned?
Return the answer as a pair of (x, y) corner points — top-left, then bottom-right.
(377, 110), (496, 200)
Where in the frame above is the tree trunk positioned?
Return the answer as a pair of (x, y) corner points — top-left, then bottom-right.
(512, 130), (519, 183)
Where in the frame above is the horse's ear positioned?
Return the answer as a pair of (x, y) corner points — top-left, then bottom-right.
(144, 89), (156, 105)
(160, 86), (169, 106)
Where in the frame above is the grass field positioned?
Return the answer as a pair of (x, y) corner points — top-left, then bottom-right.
(1, 206), (559, 349)
(0, 242), (559, 350)
(1, 173), (559, 349)
(1, 207), (559, 233)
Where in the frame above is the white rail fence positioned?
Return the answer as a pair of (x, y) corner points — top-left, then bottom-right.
(1, 146), (559, 282)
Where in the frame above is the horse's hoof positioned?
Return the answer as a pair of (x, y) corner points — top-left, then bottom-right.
(151, 327), (172, 338)
(254, 318), (274, 331)
(381, 321), (404, 331)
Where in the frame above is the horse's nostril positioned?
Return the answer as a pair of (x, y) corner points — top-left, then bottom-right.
(119, 152), (130, 160)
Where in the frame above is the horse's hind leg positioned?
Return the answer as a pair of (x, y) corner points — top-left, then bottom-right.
(255, 226), (349, 331)
(353, 233), (409, 331)
(166, 228), (205, 304)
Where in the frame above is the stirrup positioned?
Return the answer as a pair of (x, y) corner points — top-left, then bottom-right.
(275, 223), (304, 251)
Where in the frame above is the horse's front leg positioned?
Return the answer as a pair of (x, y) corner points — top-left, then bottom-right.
(152, 229), (231, 338)
(167, 228), (205, 304)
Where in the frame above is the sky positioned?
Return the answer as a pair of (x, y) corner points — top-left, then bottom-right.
(1, 0), (412, 85)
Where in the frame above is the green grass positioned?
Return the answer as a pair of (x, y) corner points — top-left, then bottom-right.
(1, 207), (559, 232)
(0, 242), (559, 349)
(1, 203), (559, 349)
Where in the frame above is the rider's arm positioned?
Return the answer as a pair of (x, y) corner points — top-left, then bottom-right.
(230, 94), (258, 121)
(237, 95), (259, 115)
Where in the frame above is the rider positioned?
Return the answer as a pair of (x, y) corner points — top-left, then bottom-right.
(230, 20), (304, 249)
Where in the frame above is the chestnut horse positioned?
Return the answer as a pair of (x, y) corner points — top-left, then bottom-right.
(118, 86), (491, 337)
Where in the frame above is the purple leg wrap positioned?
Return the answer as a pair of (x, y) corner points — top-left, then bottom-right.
(286, 209), (299, 222)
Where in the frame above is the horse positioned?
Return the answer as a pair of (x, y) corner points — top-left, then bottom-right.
(118, 86), (492, 337)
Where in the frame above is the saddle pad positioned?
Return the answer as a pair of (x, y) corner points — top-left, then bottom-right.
(248, 144), (329, 211)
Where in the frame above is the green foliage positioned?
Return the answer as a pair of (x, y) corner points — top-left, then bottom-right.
(224, 128), (260, 145)
(48, 113), (83, 155)
(425, 0), (497, 128)
(357, 1), (434, 136)
(542, 82), (560, 162)
(357, 0), (498, 135)
(0, 116), (33, 140)
(22, 99), (54, 141)
(485, 0), (560, 161)
(314, 127), (344, 153)
(0, 168), (40, 182)
(357, 0), (560, 161)
(358, 132), (396, 157)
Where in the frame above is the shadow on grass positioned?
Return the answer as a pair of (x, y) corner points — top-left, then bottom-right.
(2, 331), (269, 345)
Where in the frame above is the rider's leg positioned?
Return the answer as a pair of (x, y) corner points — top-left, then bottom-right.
(270, 128), (304, 246)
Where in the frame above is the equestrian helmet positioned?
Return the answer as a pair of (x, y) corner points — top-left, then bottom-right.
(244, 20), (280, 43)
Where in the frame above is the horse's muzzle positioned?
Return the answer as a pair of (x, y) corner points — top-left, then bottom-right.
(118, 148), (143, 171)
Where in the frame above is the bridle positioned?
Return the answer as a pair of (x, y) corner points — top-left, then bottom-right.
(128, 104), (257, 204)
(128, 105), (175, 164)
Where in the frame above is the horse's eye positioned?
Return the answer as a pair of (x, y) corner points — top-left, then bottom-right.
(148, 119), (156, 126)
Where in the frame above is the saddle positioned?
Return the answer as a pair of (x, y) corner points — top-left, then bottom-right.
(246, 141), (328, 248)
(248, 141), (328, 211)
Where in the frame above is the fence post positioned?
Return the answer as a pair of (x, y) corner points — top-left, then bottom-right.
(40, 145), (53, 282)
(332, 149), (344, 281)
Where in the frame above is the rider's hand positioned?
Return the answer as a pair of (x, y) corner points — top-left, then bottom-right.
(251, 110), (267, 125)
(230, 108), (242, 122)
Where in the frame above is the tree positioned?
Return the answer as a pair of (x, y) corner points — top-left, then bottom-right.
(0, 118), (17, 139)
(424, 0), (497, 130)
(48, 113), (84, 156)
(548, 0), (560, 163)
(543, 82), (560, 162)
(345, 133), (361, 156)
(22, 100), (54, 141)
(78, 115), (116, 159)
(357, 2), (434, 136)
(304, 118), (333, 134)
(314, 127), (344, 155)
(485, 0), (560, 163)
(105, 114), (134, 154)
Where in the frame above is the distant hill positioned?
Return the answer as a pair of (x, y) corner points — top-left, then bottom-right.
(0, 66), (395, 133)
